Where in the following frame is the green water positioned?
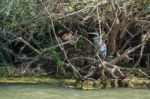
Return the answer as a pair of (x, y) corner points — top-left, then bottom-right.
(0, 84), (149, 99)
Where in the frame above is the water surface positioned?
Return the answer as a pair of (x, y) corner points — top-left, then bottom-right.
(0, 84), (149, 99)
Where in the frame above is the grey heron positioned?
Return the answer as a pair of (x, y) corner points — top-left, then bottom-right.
(89, 32), (107, 59)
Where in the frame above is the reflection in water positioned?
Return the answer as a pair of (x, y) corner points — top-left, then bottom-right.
(0, 84), (149, 99)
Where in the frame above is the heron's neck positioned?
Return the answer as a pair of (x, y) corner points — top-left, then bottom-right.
(93, 37), (103, 43)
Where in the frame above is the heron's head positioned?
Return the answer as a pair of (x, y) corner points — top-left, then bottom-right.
(88, 32), (99, 40)
(88, 32), (99, 37)
(88, 32), (103, 41)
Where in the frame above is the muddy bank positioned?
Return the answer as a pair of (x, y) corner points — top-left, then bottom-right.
(0, 76), (150, 90)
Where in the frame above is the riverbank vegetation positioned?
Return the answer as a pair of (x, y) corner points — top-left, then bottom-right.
(0, 0), (150, 89)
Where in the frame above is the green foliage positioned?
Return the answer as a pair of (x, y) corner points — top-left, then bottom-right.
(50, 48), (63, 75)
(39, 48), (63, 75)
(0, 67), (8, 76)
(0, 0), (52, 45)
(0, 50), (13, 76)
(0, 0), (54, 64)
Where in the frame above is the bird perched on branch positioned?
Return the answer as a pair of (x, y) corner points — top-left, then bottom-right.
(88, 32), (107, 59)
